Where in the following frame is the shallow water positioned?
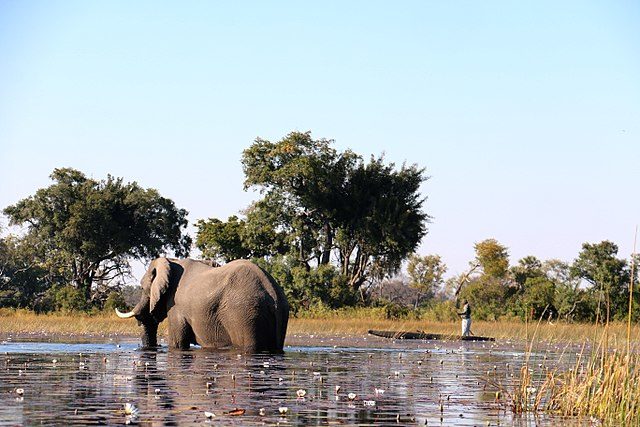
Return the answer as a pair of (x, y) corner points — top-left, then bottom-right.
(0, 334), (590, 426)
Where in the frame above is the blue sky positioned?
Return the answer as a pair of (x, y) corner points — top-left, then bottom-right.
(1, 1), (639, 280)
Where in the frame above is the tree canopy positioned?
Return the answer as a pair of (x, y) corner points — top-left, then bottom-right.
(196, 131), (430, 307)
(3, 168), (191, 303)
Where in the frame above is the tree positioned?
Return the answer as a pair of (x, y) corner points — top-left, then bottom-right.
(474, 239), (510, 279)
(520, 276), (555, 320)
(3, 168), (191, 303)
(571, 241), (630, 322)
(407, 253), (447, 304)
(195, 216), (251, 262)
(0, 234), (47, 308)
(199, 131), (430, 301)
(511, 256), (543, 287)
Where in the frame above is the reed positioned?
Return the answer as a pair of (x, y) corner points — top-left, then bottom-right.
(502, 234), (640, 425)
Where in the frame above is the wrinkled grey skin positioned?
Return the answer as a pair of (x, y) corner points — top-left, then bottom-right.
(118, 258), (289, 352)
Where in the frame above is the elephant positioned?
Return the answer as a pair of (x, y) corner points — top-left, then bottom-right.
(115, 257), (289, 353)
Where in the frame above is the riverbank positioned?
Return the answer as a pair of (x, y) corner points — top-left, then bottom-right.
(0, 309), (637, 344)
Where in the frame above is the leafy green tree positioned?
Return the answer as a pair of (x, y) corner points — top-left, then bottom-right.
(458, 278), (509, 321)
(0, 233), (49, 308)
(474, 239), (510, 279)
(520, 276), (555, 320)
(571, 241), (631, 321)
(407, 253), (447, 303)
(3, 168), (191, 304)
(195, 216), (251, 262)
(511, 256), (544, 287)
(200, 131), (429, 302)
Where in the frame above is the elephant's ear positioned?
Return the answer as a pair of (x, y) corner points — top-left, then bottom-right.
(149, 257), (171, 314)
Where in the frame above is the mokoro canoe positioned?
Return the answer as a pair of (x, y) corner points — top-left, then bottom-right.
(368, 329), (495, 341)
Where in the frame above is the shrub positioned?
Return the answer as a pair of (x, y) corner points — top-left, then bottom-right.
(50, 286), (88, 313)
(103, 291), (128, 312)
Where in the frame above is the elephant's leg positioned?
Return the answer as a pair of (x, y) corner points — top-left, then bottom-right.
(223, 308), (276, 353)
(167, 315), (195, 350)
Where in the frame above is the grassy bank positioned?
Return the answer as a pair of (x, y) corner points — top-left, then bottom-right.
(1, 308), (638, 343)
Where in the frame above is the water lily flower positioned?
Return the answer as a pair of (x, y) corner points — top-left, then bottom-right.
(124, 403), (139, 416)
(374, 388), (385, 395)
(347, 393), (356, 401)
(296, 389), (306, 398)
(259, 408), (266, 416)
(15, 388), (24, 396)
(278, 406), (289, 415)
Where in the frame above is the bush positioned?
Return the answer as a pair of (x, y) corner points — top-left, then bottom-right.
(419, 300), (459, 322)
(49, 286), (88, 313)
(103, 291), (128, 312)
(256, 256), (359, 313)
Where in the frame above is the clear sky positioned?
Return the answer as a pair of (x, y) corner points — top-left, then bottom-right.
(1, 1), (639, 281)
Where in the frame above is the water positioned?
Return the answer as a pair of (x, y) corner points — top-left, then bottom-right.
(0, 334), (590, 426)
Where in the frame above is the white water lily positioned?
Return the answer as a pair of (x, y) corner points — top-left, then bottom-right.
(296, 389), (307, 398)
(15, 388), (24, 396)
(278, 406), (289, 415)
(259, 408), (266, 416)
(347, 393), (356, 401)
(374, 388), (385, 395)
(124, 403), (139, 416)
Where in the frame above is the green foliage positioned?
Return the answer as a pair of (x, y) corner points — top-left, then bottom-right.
(0, 235), (48, 309)
(255, 255), (358, 313)
(195, 216), (250, 262)
(571, 241), (631, 321)
(520, 277), (556, 319)
(3, 168), (191, 305)
(511, 256), (544, 287)
(198, 131), (430, 303)
(407, 253), (447, 299)
(103, 290), (128, 312)
(419, 300), (459, 322)
(50, 285), (88, 313)
(474, 239), (510, 279)
(458, 278), (510, 321)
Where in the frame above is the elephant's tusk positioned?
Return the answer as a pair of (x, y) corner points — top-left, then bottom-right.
(115, 308), (137, 319)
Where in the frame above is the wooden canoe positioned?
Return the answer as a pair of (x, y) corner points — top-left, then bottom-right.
(368, 329), (495, 341)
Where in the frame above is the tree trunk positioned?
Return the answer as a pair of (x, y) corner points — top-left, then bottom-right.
(320, 221), (332, 265)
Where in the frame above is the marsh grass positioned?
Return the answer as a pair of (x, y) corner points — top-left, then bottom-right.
(502, 325), (640, 425)
(499, 239), (640, 425)
(0, 308), (638, 343)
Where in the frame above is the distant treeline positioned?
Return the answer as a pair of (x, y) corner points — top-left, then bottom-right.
(1, 132), (637, 322)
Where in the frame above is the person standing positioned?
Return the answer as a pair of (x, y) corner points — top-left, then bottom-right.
(458, 299), (472, 337)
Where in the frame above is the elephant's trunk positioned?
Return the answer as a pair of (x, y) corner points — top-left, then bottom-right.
(141, 321), (158, 349)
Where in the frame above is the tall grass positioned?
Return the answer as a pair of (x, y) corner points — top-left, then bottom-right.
(0, 307), (638, 343)
(503, 236), (640, 425)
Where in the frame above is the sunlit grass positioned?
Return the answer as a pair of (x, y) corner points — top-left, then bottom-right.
(0, 309), (166, 337)
(0, 308), (638, 345)
(501, 325), (640, 425)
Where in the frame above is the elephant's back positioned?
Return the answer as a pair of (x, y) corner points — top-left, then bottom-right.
(218, 260), (283, 301)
